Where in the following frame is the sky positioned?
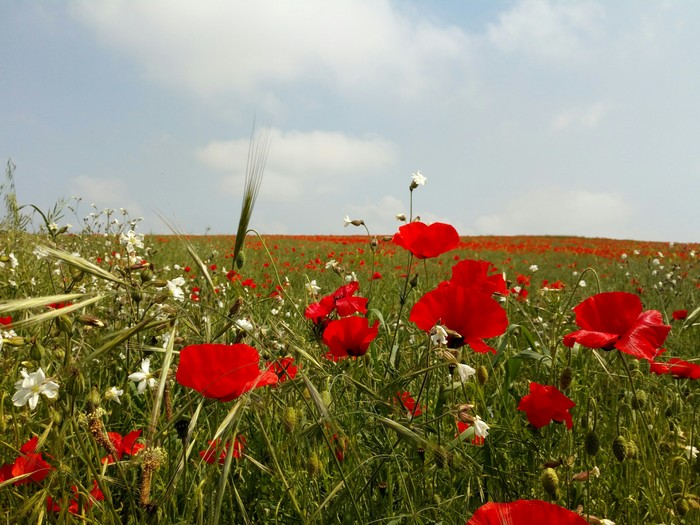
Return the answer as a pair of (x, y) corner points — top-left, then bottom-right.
(1, 0), (699, 242)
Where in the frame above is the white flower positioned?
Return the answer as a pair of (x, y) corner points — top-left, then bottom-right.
(235, 318), (254, 332)
(343, 215), (352, 227)
(8, 253), (18, 269)
(104, 386), (124, 404)
(395, 213), (406, 221)
(120, 230), (144, 253)
(456, 363), (476, 382)
(579, 280), (587, 288)
(621, 253), (628, 260)
(12, 368), (60, 410)
(473, 415), (490, 439)
(684, 445), (699, 460)
(306, 280), (321, 295)
(411, 170), (427, 186)
(166, 277), (186, 301)
(33, 246), (49, 259)
(600, 520), (616, 525)
(128, 358), (156, 394)
(345, 272), (358, 282)
(652, 258), (660, 266)
(529, 264), (539, 272)
(325, 259), (339, 270)
(430, 324), (448, 346)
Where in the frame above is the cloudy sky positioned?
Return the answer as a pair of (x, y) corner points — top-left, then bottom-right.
(1, 1), (699, 241)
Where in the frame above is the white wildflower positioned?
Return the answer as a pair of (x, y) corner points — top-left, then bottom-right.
(120, 230), (144, 254)
(33, 246), (49, 259)
(529, 264), (539, 272)
(12, 368), (60, 410)
(456, 363), (476, 382)
(411, 170), (427, 186)
(684, 445), (699, 460)
(8, 253), (18, 268)
(430, 324), (448, 346)
(235, 318), (254, 332)
(306, 280), (321, 295)
(166, 277), (186, 301)
(345, 272), (358, 282)
(104, 386), (124, 404)
(325, 259), (339, 270)
(395, 213), (406, 221)
(128, 358), (156, 394)
(579, 280), (587, 288)
(621, 253), (628, 260)
(473, 415), (490, 439)
(343, 215), (352, 227)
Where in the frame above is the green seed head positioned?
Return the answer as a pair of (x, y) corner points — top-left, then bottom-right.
(541, 468), (560, 499)
(477, 365), (489, 385)
(559, 366), (573, 391)
(584, 431), (600, 456)
(612, 435), (628, 462)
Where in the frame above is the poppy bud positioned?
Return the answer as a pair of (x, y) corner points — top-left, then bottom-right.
(584, 431), (600, 456)
(131, 289), (143, 303)
(78, 314), (105, 328)
(141, 269), (155, 282)
(626, 439), (638, 459)
(612, 435), (629, 462)
(409, 274), (419, 289)
(56, 315), (73, 334)
(676, 498), (690, 516)
(30, 340), (44, 360)
(377, 482), (387, 497)
(631, 390), (647, 410)
(283, 406), (298, 433)
(5, 336), (26, 347)
(235, 250), (246, 269)
(174, 419), (190, 441)
(87, 387), (102, 407)
(559, 366), (573, 391)
(229, 297), (244, 317)
(477, 365), (489, 385)
(541, 468), (560, 499)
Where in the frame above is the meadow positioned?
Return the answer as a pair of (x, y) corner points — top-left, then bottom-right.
(0, 178), (699, 524)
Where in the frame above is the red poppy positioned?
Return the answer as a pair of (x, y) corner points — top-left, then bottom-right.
(395, 392), (423, 417)
(371, 271), (382, 280)
(392, 222), (459, 259)
(517, 382), (575, 430)
(8, 437), (53, 485)
(176, 344), (278, 401)
(449, 260), (508, 296)
(322, 316), (379, 360)
(0, 315), (11, 327)
(103, 429), (145, 464)
(266, 357), (299, 383)
(200, 436), (246, 464)
(467, 499), (587, 524)
(456, 421), (484, 446)
(47, 480), (104, 514)
(409, 282), (508, 353)
(563, 292), (671, 360)
(649, 357), (700, 380)
(672, 309), (688, 321)
(304, 282), (368, 325)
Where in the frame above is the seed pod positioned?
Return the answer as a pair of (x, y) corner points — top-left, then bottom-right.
(308, 451), (322, 477)
(675, 498), (690, 516)
(626, 439), (638, 459)
(283, 406), (298, 433)
(5, 336), (26, 347)
(559, 366), (573, 391)
(631, 390), (648, 410)
(541, 468), (560, 499)
(584, 431), (600, 456)
(235, 250), (246, 269)
(612, 435), (628, 462)
(477, 365), (489, 385)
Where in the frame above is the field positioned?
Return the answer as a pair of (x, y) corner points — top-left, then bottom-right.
(1, 208), (699, 523)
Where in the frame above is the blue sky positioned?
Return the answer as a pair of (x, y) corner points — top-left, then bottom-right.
(1, 1), (698, 241)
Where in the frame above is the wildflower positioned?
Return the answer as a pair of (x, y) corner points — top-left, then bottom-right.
(343, 215), (364, 227)
(649, 356), (700, 379)
(200, 436), (246, 464)
(472, 415), (490, 440)
(12, 368), (60, 410)
(304, 281), (368, 325)
(684, 445), (698, 460)
(176, 343), (278, 401)
(409, 170), (427, 189)
(529, 264), (539, 272)
(579, 279), (587, 288)
(430, 324), (448, 346)
(455, 363), (477, 382)
(392, 221), (459, 259)
(467, 499), (587, 524)
(306, 280), (321, 295)
(47, 480), (104, 515)
(166, 276), (186, 301)
(103, 430), (145, 463)
(2, 437), (54, 485)
(396, 392), (423, 418)
(672, 309), (688, 320)
(449, 259), (508, 296)
(322, 316), (379, 360)
(235, 318), (254, 332)
(265, 357), (298, 383)
(395, 213), (406, 221)
(119, 230), (144, 253)
(410, 281), (508, 353)
(128, 358), (157, 394)
(563, 292), (671, 360)
(104, 386), (124, 404)
(517, 382), (575, 429)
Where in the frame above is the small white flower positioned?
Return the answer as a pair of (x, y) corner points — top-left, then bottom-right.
(473, 415), (490, 439)
(652, 258), (660, 266)
(431, 324), (448, 346)
(104, 386), (124, 404)
(33, 246), (49, 259)
(529, 264), (539, 272)
(8, 253), (18, 268)
(600, 520), (616, 525)
(621, 253), (628, 260)
(684, 445), (699, 460)
(456, 363), (476, 382)
(166, 277), (186, 301)
(306, 280), (321, 294)
(579, 280), (587, 288)
(343, 215), (352, 227)
(633, 249), (640, 255)
(395, 213), (406, 221)
(345, 272), (358, 282)
(411, 170), (427, 186)
(128, 358), (156, 394)
(120, 230), (144, 254)
(235, 318), (254, 332)
(325, 259), (339, 270)
(12, 368), (60, 410)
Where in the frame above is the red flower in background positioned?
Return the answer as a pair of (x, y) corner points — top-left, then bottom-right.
(395, 392), (423, 417)
(392, 222), (459, 259)
(0, 315), (12, 327)
(409, 282), (508, 353)
(563, 292), (671, 360)
(517, 382), (575, 430)
(672, 309), (688, 321)
(649, 357), (700, 380)
(322, 316), (379, 360)
(449, 260), (508, 296)
(1, 437), (54, 485)
(200, 436), (246, 464)
(304, 281), (368, 325)
(176, 344), (278, 401)
(47, 480), (104, 515)
(266, 357), (298, 383)
(467, 499), (587, 525)
(103, 429), (145, 464)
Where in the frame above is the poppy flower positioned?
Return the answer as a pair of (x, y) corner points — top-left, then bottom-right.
(563, 292), (671, 361)
(322, 316), (379, 360)
(266, 357), (299, 383)
(409, 282), (508, 353)
(392, 222), (459, 259)
(649, 358), (700, 379)
(517, 382), (575, 430)
(200, 436), (246, 464)
(467, 499), (587, 524)
(103, 429), (145, 464)
(7, 437), (54, 485)
(47, 480), (104, 514)
(395, 391), (423, 417)
(672, 309), (688, 321)
(176, 344), (278, 402)
(449, 260), (508, 296)
(304, 282), (368, 325)
(456, 421), (484, 446)
(0, 315), (11, 327)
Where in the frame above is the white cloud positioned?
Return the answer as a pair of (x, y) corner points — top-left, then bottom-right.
(73, 0), (472, 100)
(487, 0), (605, 62)
(475, 188), (635, 238)
(197, 128), (397, 201)
(551, 101), (608, 130)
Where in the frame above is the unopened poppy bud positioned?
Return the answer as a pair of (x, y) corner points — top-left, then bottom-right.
(57, 225), (69, 235)
(29, 341), (44, 360)
(70, 269), (84, 282)
(78, 314), (105, 328)
(141, 269), (155, 282)
(235, 250), (246, 269)
(626, 439), (638, 459)
(282, 406), (298, 433)
(371, 236), (378, 248)
(131, 289), (143, 303)
(631, 390), (647, 410)
(477, 365), (489, 385)
(612, 435), (628, 462)
(541, 468), (560, 499)
(676, 498), (690, 516)
(174, 419), (190, 441)
(409, 273), (419, 288)
(150, 279), (168, 288)
(559, 366), (573, 391)
(56, 315), (72, 334)
(229, 297), (244, 317)
(585, 431), (600, 456)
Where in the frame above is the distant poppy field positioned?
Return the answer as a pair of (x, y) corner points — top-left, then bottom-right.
(1, 173), (699, 524)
